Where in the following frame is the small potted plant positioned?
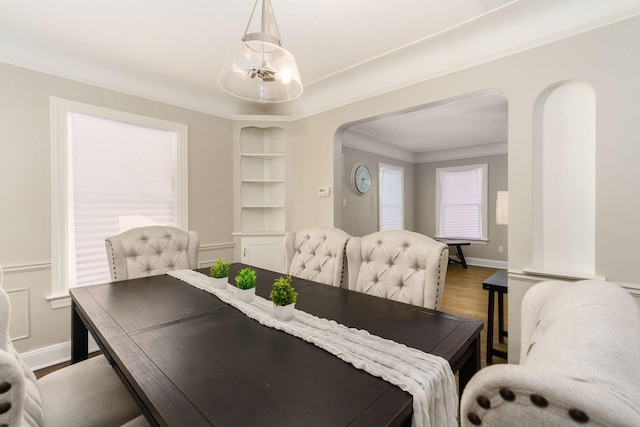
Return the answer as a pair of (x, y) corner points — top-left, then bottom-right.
(209, 257), (231, 289)
(270, 275), (298, 321)
(235, 267), (257, 302)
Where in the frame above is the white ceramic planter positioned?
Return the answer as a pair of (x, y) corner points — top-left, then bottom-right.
(236, 287), (256, 302)
(273, 303), (295, 321)
(212, 277), (228, 289)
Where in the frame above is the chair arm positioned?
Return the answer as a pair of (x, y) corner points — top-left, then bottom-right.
(0, 349), (26, 426)
(461, 364), (640, 427)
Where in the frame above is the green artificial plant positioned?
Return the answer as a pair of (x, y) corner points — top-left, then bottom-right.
(209, 257), (231, 279)
(235, 267), (257, 290)
(269, 275), (298, 306)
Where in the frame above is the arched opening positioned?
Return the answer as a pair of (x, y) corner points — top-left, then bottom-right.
(332, 89), (509, 268)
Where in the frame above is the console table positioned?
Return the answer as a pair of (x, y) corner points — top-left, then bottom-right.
(438, 239), (470, 268)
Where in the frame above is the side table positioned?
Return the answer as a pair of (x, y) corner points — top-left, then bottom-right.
(437, 239), (470, 268)
(483, 269), (508, 363)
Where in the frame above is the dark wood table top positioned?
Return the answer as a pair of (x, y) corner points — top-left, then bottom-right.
(437, 239), (471, 246)
(70, 263), (482, 427)
(482, 269), (508, 292)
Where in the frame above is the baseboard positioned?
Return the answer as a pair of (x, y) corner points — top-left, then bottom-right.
(20, 338), (100, 371)
(465, 257), (508, 269)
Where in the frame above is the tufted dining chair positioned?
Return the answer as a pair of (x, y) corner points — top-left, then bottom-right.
(0, 287), (145, 427)
(105, 225), (199, 282)
(284, 227), (351, 287)
(460, 280), (640, 427)
(345, 230), (449, 310)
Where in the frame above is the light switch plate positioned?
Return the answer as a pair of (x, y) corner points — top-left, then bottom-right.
(318, 186), (332, 197)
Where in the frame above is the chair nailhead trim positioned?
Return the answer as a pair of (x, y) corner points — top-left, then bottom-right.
(467, 412), (482, 425)
(568, 408), (589, 423)
(476, 395), (491, 409)
(0, 382), (10, 394)
(499, 387), (516, 401)
(530, 394), (548, 407)
(0, 402), (11, 414)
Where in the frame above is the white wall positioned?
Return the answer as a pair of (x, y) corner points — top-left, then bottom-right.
(0, 62), (235, 360)
(287, 15), (640, 362)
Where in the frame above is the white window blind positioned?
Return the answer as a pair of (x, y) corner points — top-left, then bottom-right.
(70, 113), (175, 287)
(379, 163), (404, 231)
(436, 164), (488, 240)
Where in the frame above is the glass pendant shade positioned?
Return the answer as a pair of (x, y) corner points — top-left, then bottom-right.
(218, 38), (302, 102)
(218, 0), (303, 103)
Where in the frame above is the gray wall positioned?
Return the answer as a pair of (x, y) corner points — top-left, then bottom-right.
(0, 62), (235, 355)
(415, 154), (508, 263)
(341, 146), (415, 237)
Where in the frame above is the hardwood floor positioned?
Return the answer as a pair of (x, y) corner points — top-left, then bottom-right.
(441, 264), (508, 369)
(36, 264), (507, 378)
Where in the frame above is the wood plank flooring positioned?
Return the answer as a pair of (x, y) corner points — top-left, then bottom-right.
(441, 264), (508, 369)
(36, 263), (508, 378)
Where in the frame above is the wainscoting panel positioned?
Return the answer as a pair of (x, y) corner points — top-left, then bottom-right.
(7, 287), (30, 340)
(199, 241), (236, 267)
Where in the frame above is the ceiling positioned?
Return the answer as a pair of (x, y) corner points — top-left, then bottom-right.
(1, 0), (639, 154)
(345, 92), (508, 159)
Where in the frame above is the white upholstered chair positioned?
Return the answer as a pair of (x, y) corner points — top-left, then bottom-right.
(0, 287), (144, 427)
(461, 280), (640, 427)
(345, 230), (449, 310)
(284, 227), (351, 287)
(105, 225), (199, 282)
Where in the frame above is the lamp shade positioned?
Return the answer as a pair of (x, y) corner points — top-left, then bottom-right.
(218, 38), (303, 103)
(496, 191), (508, 225)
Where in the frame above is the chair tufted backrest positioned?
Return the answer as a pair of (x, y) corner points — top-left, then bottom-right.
(460, 280), (640, 427)
(105, 226), (200, 282)
(345, 230), (449, 310)
(284, 227), (351, 287)
(0, 288), (44, 427)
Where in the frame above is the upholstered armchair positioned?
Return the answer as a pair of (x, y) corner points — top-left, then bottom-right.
(0, 287), (144, 427)
(461, 280), (640, 427)
(345, 230), (449, 310)
(284, 227), (351, 287)
(105, 225), (199, 282)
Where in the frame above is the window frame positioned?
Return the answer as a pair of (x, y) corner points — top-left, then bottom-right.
(49, 97), (188, 308)
(378, 163), (404, 231)
(435, 163), (488, 241)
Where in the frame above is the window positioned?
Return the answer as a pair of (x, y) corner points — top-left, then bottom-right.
(49, 98), (188, 308)
(436, 164), (488, 240)
(378, 163), (404, 230)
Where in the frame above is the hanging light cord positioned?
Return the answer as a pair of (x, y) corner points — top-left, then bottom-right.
(241, 0), (282, 46)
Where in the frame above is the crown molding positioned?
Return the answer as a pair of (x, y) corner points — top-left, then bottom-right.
(342, 129), (415, 163)
(416, 141), (508, 163)
(342, 129), (508, 163)
(1, 2), (639, 120)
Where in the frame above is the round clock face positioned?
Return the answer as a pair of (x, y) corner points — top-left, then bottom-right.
(352, 164), (372, 194)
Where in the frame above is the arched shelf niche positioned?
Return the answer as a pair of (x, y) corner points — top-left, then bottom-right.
(531, 80), (597, 278)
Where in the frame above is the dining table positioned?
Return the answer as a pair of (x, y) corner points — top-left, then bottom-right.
(70, 263), (483, 426)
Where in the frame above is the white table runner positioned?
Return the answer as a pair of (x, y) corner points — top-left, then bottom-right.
(168, 269), (458, 427)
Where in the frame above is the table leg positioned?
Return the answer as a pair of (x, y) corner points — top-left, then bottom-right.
(456, 245), (468, 268)
(458, 335), (481, 396)
(498, 292), (506, 344)
(71, 300), (89, 364)
(486, 290), (495, 365)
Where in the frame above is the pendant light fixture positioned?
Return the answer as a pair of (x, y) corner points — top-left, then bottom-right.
(218, 0), (303, 103)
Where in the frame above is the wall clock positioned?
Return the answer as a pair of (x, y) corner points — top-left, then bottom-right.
(351, 163), (372, 194)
